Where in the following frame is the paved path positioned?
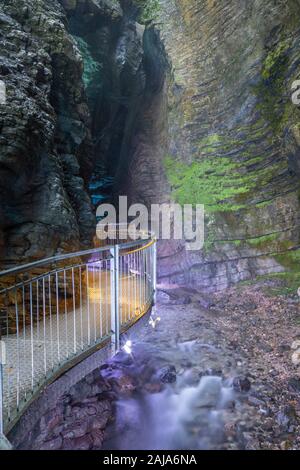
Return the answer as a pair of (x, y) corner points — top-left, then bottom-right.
(2, 271), (149, 426)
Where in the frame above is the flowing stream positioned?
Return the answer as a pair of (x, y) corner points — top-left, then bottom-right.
(100, 292), (257, 451)
(102, 314), (240, 451)
(105, 374), (235, 450)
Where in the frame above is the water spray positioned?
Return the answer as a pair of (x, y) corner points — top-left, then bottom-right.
(149, 315), (161, 329)
(122, 340), (133, 355)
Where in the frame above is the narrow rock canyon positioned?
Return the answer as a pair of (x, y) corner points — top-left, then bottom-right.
(1, 0), (300, 291)
(1, 0), (300, 453)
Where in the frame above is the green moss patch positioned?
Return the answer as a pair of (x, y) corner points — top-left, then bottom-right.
(254, 38), (294, 135)
(164, 153), (253, 212)
(239, 271), (300, 296)
(257, 250), (300, 296)
(247, 233), (279, 248)
(266, 272), (300, 296)
(132, 0), (160, 23)
(164, 132), (285, 213)
(275, 249), (300, 271)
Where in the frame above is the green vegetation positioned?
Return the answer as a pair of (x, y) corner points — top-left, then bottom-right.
(237, 247), (300, 296)
(164, 133), (251, 212)
(199, 134), (222, 153)
(261, 40), (290, 80)
(267, 272), (300, 296)
(215, 238), (243, 247)
(238, 271), (300, 297)
(203, 229), (216, 253)
(164, 153), (252, 212)
(254, 38), (292, 134)
(73, 35), (101, 91)
(260, 250), (300, 296)
(275, 249), (300, 271)
(247, 233), (279, 248)
(132, 0), (160, 23)
(164, 132), (285, 212)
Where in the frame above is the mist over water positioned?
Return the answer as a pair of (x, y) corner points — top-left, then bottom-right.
(104, 342), (235, 450)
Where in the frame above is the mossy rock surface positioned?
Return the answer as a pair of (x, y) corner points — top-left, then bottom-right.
(151, 0), (300, 290)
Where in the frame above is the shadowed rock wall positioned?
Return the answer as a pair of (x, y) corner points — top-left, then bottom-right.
(0, 0), (150, 266)
(125, 0), (300, 291)
(0, 0), (96, 264)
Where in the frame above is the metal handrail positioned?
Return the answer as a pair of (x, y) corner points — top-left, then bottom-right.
(0, 236), (153, 280)
(0, 233), (157, 436)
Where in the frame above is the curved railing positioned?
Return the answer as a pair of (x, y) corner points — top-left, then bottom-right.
(0, 233), (157, 435)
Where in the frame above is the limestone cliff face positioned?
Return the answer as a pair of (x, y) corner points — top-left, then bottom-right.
(125, 0), (300, 290)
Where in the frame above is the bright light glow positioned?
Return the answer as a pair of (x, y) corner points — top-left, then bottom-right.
(149, 316), (161, 329)
(123, 340), (133, 354)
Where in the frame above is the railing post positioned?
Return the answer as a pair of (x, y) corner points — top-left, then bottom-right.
(0, 364), (3, 438)
(153, 240), (157, 307)
(0, 338), (5, 436)
(110, 245), (120, 355)
(0, 339), (9, 448)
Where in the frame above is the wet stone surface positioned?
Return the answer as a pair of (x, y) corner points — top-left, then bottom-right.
(103, 284), (300, 450)
(18, 282), (300, 450)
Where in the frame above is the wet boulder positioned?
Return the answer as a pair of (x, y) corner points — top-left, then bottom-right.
(232, 376), (251, 393)
(157, 365), (177, 384)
